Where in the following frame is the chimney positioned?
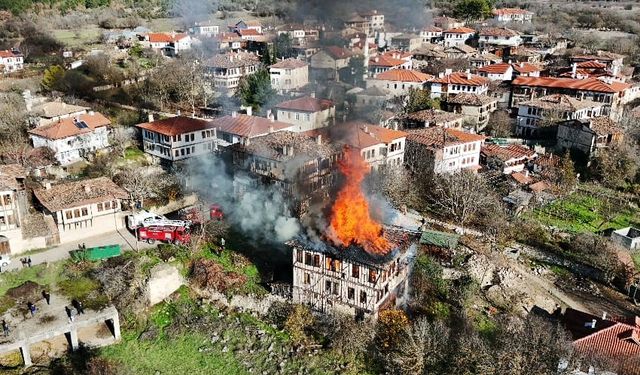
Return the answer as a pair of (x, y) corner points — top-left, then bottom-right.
(572, 62), (577, 78)
(520, 62), (524, 68)
(22, 90), (32, 112)
(375, 57), (379, 63)
(466, 69), (471, 80)
(602, 312), (608, 321)
(89, 110), (95, 116)
(591, 319), (597, 329)
(84, 184), (91, 194)
(269, 125), (274, 133)
(310, 92), (316, 98)
(177, 109), (181, 116)
(267, 109), (272, 118)
(148, 113), (154, 122)
(524, 170), (529, 177)
(246, 106), (252, 116)
(445, 68), (452, 76)
(232, 111), (238, 118)
(44, 181), (51, 190)
(316, 134), (322, 145)
(288, 144), (294, 156)
(270, 114), (275, 123)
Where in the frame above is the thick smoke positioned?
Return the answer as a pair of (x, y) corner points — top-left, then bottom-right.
(186, 156), (301, 243)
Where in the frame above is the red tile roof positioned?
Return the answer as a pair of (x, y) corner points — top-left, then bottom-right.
(206, 51), (260, 69)
(304, 122), (406, 149)
(423, 26), (442, 32)
(269, 58), (308, 69)
(481, 144), (536, 162)
(381, 50), (413, 60)
(407, 127), (485, 148)
(478, 63), (512, 74)
(29, 112), (110, 140)
(512, 76), (630, 93)
(325, 46), (353, 60)
(374, 69), (432, 82)
(492, 8), (533, 15)
(275, 97), (334, 112)
(34, 177), (128, 212)
(0, 50), (22, 58)
(136, 116), (214, 137)
(510, 171), (534, 185)
(443, 27), (475, 34)
(577, 60), (607, 69)
(212, 114), (293, 138)
(512, 62), (542, 73)
(429, 71), (489, 86)
(237, 28), (261, 36)
(148, 33), (188, 43)
(369, 55), (407, 67)
(479, 27), (520, 37)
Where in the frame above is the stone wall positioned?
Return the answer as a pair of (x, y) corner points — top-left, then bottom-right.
(147, 264), (185, 306)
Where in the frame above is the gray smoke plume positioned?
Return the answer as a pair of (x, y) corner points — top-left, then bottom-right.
(185, 156), (301, 243)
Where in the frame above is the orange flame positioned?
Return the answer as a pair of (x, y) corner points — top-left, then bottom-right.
(328, 148), (392, 255)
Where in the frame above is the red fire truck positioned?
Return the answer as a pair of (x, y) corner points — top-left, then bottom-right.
(138, 223), (192, 245)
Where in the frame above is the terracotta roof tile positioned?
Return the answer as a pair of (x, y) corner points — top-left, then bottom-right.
(512, 62), (542, 73)
(447, 93), (496, 106)
(34, 177), (128, 212)
(492, 8), (533, 15)
(369, 55), (407, 67)
(512, 76), (630, 93)
(443, 27), (475, 34)
(136, 116), (215, 137)
(519, 94), (601, 112)
(269, 58), (308, 69)
(325, 46), (353, 60)
(212, 114), (294, 138)
(148, 33), (188, 43)
(0, 50), (23, 58)
(407, 127), (484, 148)
(374, 69), (432, 82)
(206, 51), (260, 69)
(229, 131), (341, 161)
(0, 164), (26, 191)
(481, 144), (536, 162)
(429, 71), (489, 86)
(275, 97), (334, 112)
(305, 122), (406, 149)
(402, 109), (465, 124)
(478, 63), (512, 74)
(577, 60), (607, 69)
(479, 27), (520, 37)
(423, 26), (443, 32)
(510, 171), (534, 185)
(29, 112), (110, 140)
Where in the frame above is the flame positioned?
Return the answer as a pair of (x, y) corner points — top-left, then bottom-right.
(328, 148), (392, 255)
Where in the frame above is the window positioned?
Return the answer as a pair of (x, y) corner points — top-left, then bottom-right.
(332, 282), (339, 295)
(73, 209), (80, 218)
(325, 280), (332, 292)
(352, 264), (360, 278)
(97, 203), (103, 212)
(348, 287), (355, 300)
(368, 269), (377, 283)
(313, 254), (320, 267)
(304, 273), (311, 284)
(305, 252), (312, 265)
(202, 131), (206, 138)
(360, 290), (367, 303)
(181, 149), (185, 156)
(65, 211), (73, 220)
(104, 201), (112, 210)
(296, 250), (303, 263)
(81, 208), (88, 216)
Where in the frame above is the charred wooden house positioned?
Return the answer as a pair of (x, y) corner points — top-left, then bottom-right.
(289, 228), (418, 319)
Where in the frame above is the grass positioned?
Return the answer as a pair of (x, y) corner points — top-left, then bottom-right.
(528, 190), (640, 234)
(0, 263), (66, 297)
(52, 26), (103, 49)
(123, 147), (145, 161)
(202, 247), (267, 296)
(632, 252), (640, 271)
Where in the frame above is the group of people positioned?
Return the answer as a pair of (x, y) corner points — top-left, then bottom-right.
(19, 257), (32, 268)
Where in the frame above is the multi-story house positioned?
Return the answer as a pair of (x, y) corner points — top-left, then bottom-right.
(405, 127), (485, 174)
(481, 143), (537, 174)
(189, 21), (220, 37)
(276, 24), (320, 46)
(492, 8), (534, 23)
(362, 10), (385, 31)
(310, 46), (353, 82)
(515, 94), (606, 137)
(269, 58), (309, 92)
(557, 117), (624, 157)
(0, 165), (28, 254)
(28, 112), (111, 166)
(0, 49), (24, 73)
(139, 32), (192, 56)
(290, 228), (415, 319)
(213, 113), (295, 148)
(389, 34), (422, 52)
(478, 27), (522, 50)
(29, 101), (89, 127)
(433, 16), (465, 30)
(427, 70), (490, 99)
(445, 93), (498, 131)
(205, 51), (261, 91)
(442, 27), (475, 47)
(136, 116), (218, 162)
(511, 62), (542, 78)
(510, 76), (636, 121)
(33, 177), (128, 244)
(228, 20), (262, 34)
(229, 131), (342, 214)
(275, 96), (335, 132)
(569, 51), (624, 72)
(366, 69), (432, 97)
(399, 109), (465, 129)
(368, 53), (413, 76)
(420, 27), (443, 44)
(478, 63), (514, 81)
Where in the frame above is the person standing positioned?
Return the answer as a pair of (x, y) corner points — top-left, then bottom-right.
(65, 306), (74, 322)
(27, 257), (32, 267)
(42, 290), (51, 305)
(2, 320), (9, 337)
(27, 302), (36, 316)
(220, 237), (226, 251)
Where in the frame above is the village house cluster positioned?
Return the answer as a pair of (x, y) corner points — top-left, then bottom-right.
(2, 4), (640, 370)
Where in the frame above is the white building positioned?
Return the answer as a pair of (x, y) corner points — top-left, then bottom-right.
(368, 52), (413, 76)
(362, 10), (385, 31)
(212, 113), (295, 148)
(367, 69), (432, 97)
(515, 94), (606, 137)
(420, 27), (443, 44)
(28, 112), (111, 166)
(140, 33), (192, 56)
(426, 70), (490, 99)
(492, 8), (534, 23)
(0, 50), (24, 73)
(406, 127), (485, 174)
(29, 101), (89, 127)
(445, 93), (498, 130)
(205, 51), (261, 91)
(0, 164), (41, 255)
(269, 58), (309, 92)
(481, 144), (537, 174)
(136, 116), (218, 162)
(442, 27), (475, 47)
(189, 21), (220, 37)
(33, 177), (129, 244)
(478, 27), (522, 49)
(477, 63), (514, 81)
(275, 97), (335, 132)
(557, 117), (624, 157)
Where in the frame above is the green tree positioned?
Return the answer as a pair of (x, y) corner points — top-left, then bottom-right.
(347, 56), (366, 86)
(274, 34), (293, 59)
(403, 88), (440, 114)
(261, 46), (273, 66)
(589, 144), (638, 189)
(547, 151), (577, 194)
(41, 65), (65, 91)
(453, 0), (494, 21)
(236, 68), (275, 113)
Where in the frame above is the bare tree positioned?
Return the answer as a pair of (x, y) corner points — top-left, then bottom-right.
(486, 110), (512, 138)
(114, 165), (155, 207)
(109, 127), (132, 158)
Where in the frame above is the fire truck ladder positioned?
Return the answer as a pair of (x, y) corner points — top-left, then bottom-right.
(143, 218), (192, 228)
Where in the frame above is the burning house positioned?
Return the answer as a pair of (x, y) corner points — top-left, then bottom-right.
(290, 150), (418, 319)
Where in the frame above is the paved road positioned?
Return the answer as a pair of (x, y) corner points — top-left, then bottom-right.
(4, 229), (154, 272)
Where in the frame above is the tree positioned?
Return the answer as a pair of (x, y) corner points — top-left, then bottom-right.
(274, 34), (293, 59)
(542, 152), (577, 195)
(113, 166), (155, 207)
(284, 304), (315, 346)
(347, 56), (366, 87)
(589, 143), (638, 189)
(261, 46), (273, 66)
(42, 65), (65, 92)
(453, 0), (494, 22)
(403, 88), (440, 114)
(485, 110), (512, 137)
(236, 68), (276, 113)
(109, 127), (132, 159)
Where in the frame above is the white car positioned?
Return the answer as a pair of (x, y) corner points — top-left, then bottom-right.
(0, 255), (11, 271)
